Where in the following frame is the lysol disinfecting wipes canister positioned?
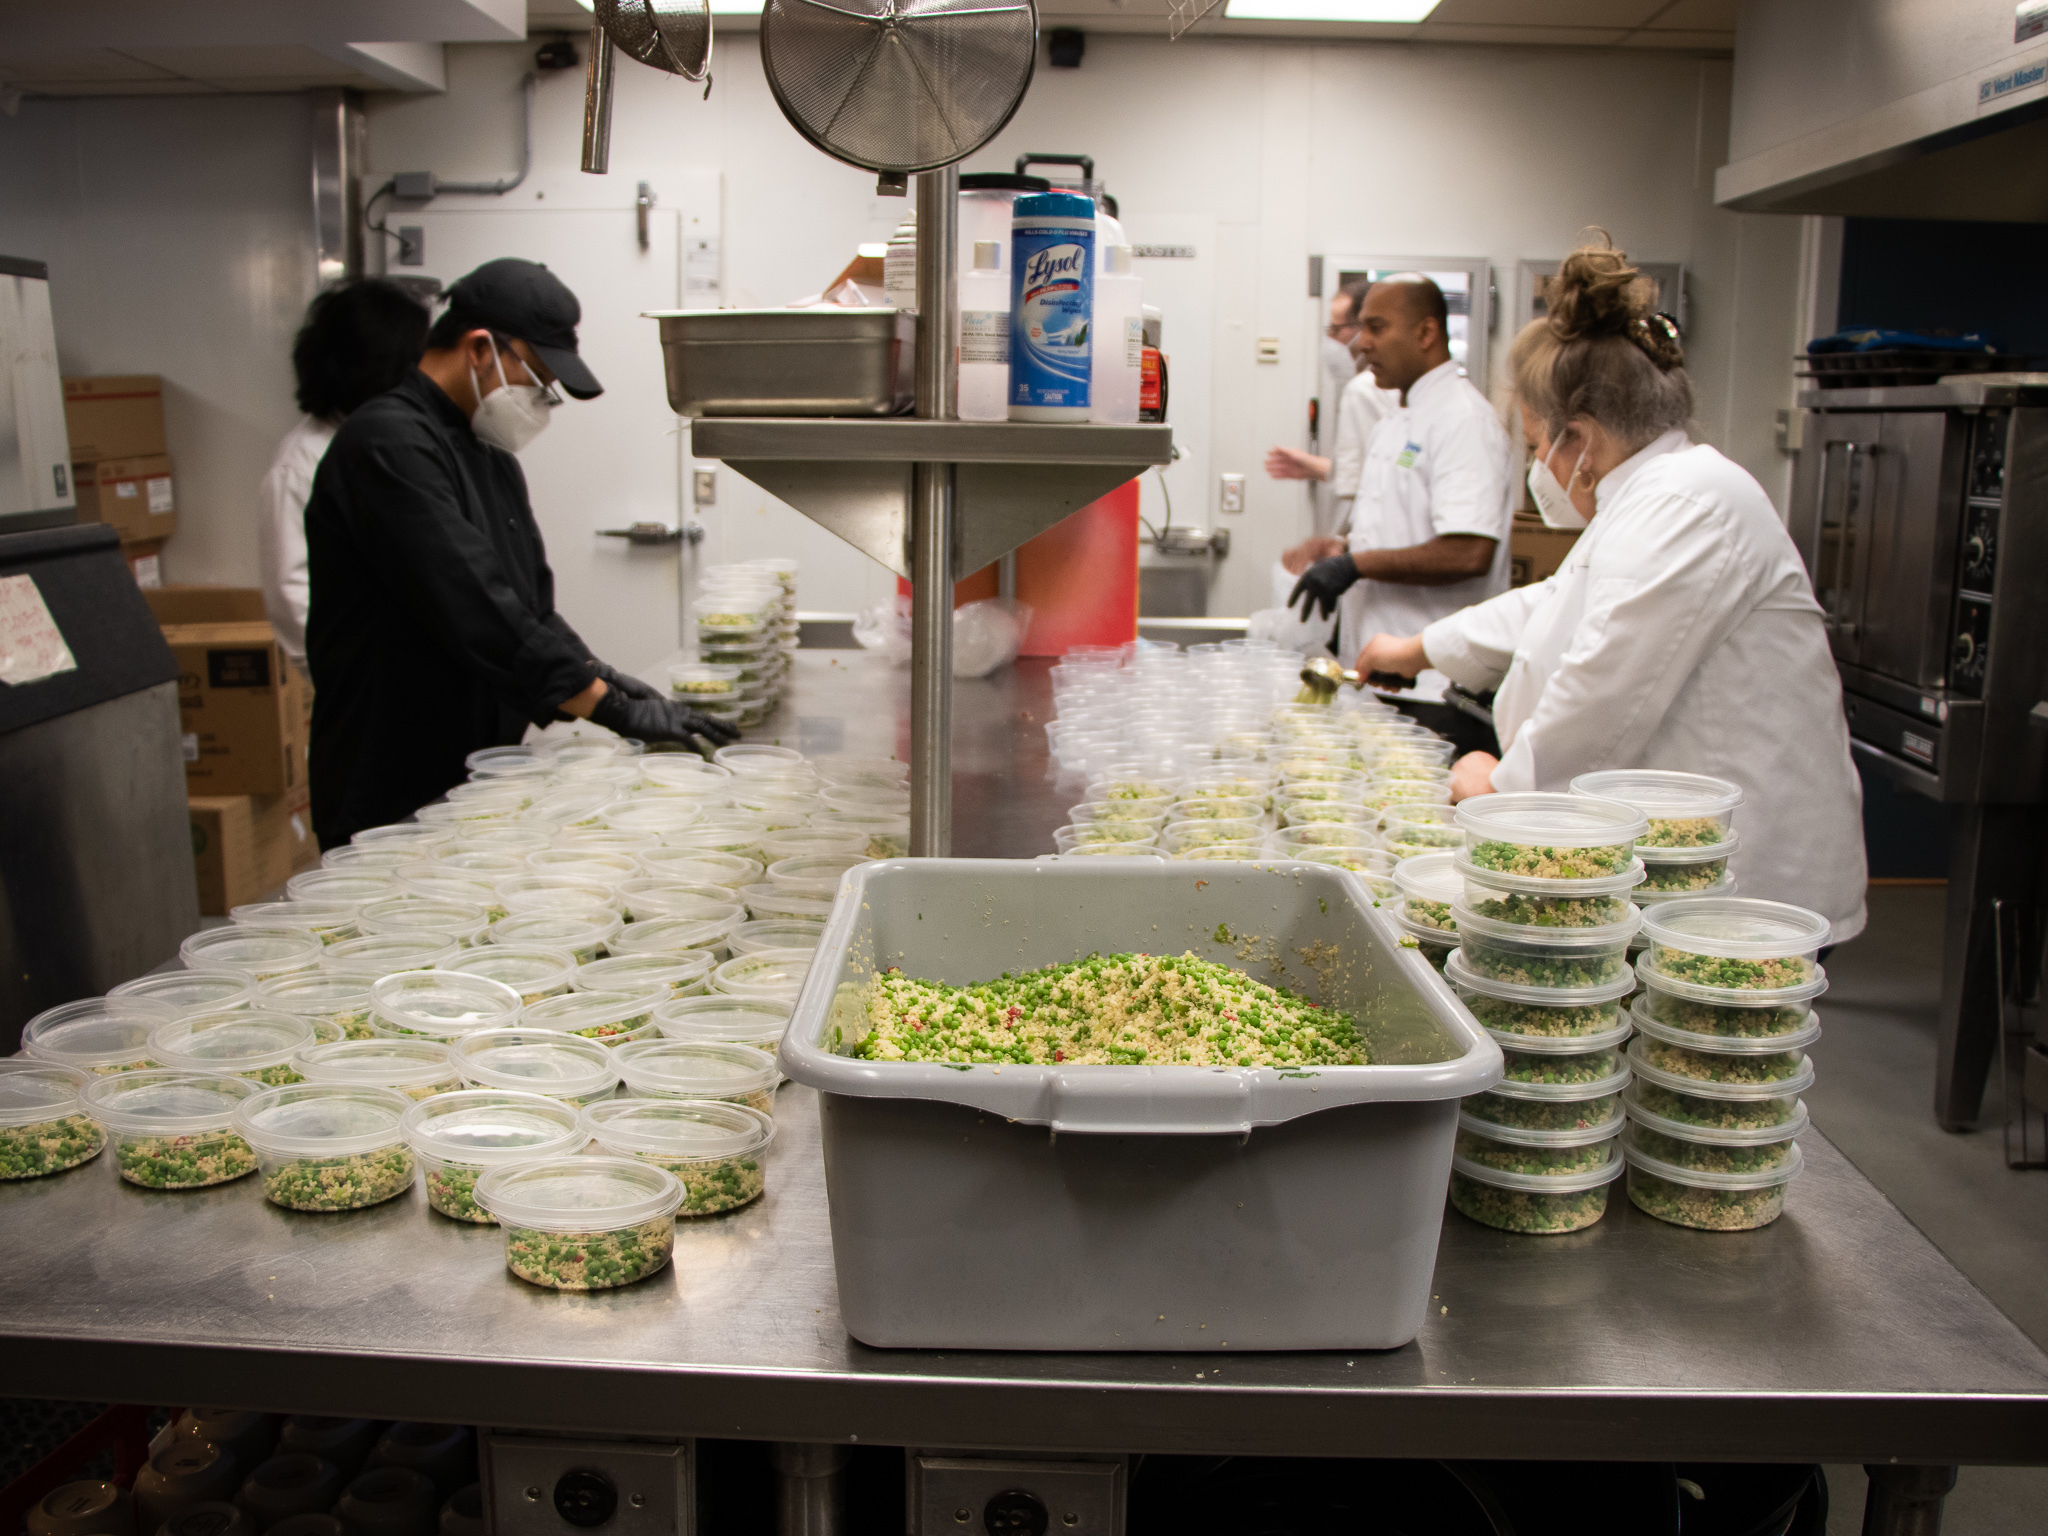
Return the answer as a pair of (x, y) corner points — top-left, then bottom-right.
(1008, 191), (1097, 421)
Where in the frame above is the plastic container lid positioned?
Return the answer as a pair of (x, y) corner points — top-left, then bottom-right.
(1631, 829), (1743, 868)
(615, 882), (745, 922)
(401, 1088), (587, 1166)
(1624, 1033), (1816, 1101)
(612, 1039), (778, 1100)
(486, 912), (623, 955)
(711, 949), (812, 1001)
(1620, 1129), (1804, 1191)
(369, 971), (523, 1041)
(1449, 897), (1643, 953)
(285, 869), (400, 907)
(652, 995), (791, 1051)
(815, 756), (907, 787)
(321, 844), (415, 871)
(22, 998), (174, 1071)
(350, 824), (450, 850)
(1638, 896), (1831, 961)
(519, 989), (662, 1042)
(1452, 852), (1648, 900)
(257, 970), (379, 1020)
(0, 1059), (89, 1128)
(148, 1011), (316, 1076)
(356, 897), (489, 943)
(291, 1037), (456, 1093)
(466, 743), (555, 777)
(636, 757), (736, 793)
(229, 901), (358, 940)
(1388, 911), (1457, 952)
(109, 970), (254, 1014)
(581, 1097), (775, 1164)
(1472, 1045), (1633, 1103)
(1630, 996), (1823, 1056)
(1456, 790), (1647, 852)
(1450, 978), (1636, 1057)
(233, 1082), (411, 1161)
(436, 946), (578, 1000)
(728, 919), (825, 956)
(763, 853), (863, 899)
(1451, 1138), (1626, 1194)
(713, 744), (805, 776)
(1442, 947), (1638, 1010)
(471, 1154), (682, 1233)
(1456, 1104), (1626, 1149)
(451, 1028), (619, 1099)
(83, 1069), (259, 1134)
(610, 914), (745, 958)
(1621, 1082), (1810, 1146)
(1391, 850), (1462, 926)
(573, 950), (716, 994)
(179, 927), (323, 981)
(495, 874), (621, 915)
(635, 850), (760, 888)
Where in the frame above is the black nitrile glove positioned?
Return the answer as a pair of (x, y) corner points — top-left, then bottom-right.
(593, 661), (663, 702)
(1289, 553), (1362, 621)
(590, 685), (739, 746)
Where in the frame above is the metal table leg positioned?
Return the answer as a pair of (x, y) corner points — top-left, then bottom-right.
(774, 1441), (850, 1536)
(908, 164), (959, 858)
(1861, 1463), (1956, 1535)
(1936, 807), (2048, 1129)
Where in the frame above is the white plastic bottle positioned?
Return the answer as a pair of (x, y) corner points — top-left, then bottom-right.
(957, 240), (1010, 423)
(1090, 245), (1142, 425)
(884, 216), (917, 314)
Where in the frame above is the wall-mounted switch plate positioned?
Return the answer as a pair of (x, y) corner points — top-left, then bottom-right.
(1218, 472), (1245, 514)
(692, 469), (717, 505)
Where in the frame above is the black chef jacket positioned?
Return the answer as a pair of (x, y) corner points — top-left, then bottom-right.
(304, 369), (599, 848)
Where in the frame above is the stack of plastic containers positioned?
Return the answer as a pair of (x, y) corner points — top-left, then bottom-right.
(684, 560), (799, 728)
(1621, 896), (1827, 1231)
(1442, 792), (1648, 1233)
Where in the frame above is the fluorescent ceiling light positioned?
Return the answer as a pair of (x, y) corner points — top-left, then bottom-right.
(1224, 0), (1437, 20)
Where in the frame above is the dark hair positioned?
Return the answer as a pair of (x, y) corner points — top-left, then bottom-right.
(424, 305), (498, 352)
(292, 280), (429, 421)
(1512, 230), (1691, 448)
(1332, 277), (1372, 321)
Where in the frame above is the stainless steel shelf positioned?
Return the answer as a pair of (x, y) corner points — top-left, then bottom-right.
(688, 417), (1173, 579)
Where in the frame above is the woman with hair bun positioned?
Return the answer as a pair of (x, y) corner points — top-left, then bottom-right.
(1355, 235), (1866, 940)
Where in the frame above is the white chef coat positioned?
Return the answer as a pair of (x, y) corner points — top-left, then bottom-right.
(1337, 360), (1514, 672)
(257, 414), (336, 673)
(1311, 335), (1358, 538)
(1329, 368), (1401, 511)
(1421, 430), (1868, 941)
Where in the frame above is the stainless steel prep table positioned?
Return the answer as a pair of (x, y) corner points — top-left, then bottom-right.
(3, 651), (2045, 1527)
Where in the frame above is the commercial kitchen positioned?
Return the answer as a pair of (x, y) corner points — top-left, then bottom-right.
(1, 2), (2046, 1533)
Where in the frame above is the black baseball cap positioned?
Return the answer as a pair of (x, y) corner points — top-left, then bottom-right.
(444, 258), (603, 400)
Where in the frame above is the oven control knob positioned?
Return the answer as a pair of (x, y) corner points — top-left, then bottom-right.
(1966, 535), (1987, 565)
(1953, 633), (1976, 666)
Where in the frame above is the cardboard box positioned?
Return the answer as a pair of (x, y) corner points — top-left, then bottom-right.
(153, 594), (310, 796)
(74, 453), (176, 543)
(62, 375), (167, 462)
(188, 787), (318, 914)
(1509, 515), (1581, 588)
(126, 538), (165, 589)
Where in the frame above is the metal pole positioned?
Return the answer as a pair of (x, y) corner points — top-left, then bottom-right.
(773, 1442), (850, 1536)
(581, 16), (614, 175)
(909, 164), (959, 856)
(1861, 1464), (1956, 1536)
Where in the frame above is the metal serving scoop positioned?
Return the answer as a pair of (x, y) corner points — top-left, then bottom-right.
(1298, 654), (1418, 701)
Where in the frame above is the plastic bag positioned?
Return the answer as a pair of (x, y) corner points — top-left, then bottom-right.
(1250, 560), (1338, 657)
(851, 595), (1033, 677)
(852, 595), (913, 667)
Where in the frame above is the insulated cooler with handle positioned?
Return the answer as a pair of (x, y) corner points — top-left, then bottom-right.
(779, 856), (1502, 1351)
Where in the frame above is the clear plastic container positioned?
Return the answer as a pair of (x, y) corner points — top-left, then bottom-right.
(1625, 1033), (1815, 1098)
(612, 883), (743, 927)
(1637, 898), (1831, 995)
(256, 972), (380, 1040)
(1623, 1133), (1803, 1230)
(713, 743), (805, 777)
(667, 662), (744, 699)
(661, 822), (769, 861)
(1158, 819), (1263, 856)
(1452, 903), (1641, 992)
(1624, 1078), (1803, 1134)
(1446, 953), (1636, 1047)
(595, 801), (705, 840)
(1448, 1144), (1625, 1234)
(728, 919), (825, 957)
(22, 998), (174, 1075)
(368, 971), (523, 1043)
(1081, 774), (1180, 809)
(1634, 832), (1742, 894)
(284, 869), (400, 908)
(451, 1028), (619, 1106)
(1382, 913), (1455, 973)
(634, 849), (761, 889)
(1055, 841), (1166, 860)
(573, 950), (715, 999)
(466, 743), (556, 779)
(612, 1039), (778, 1115)
(1167, 796), (1266, 826)
(348, 824), (450, 856)
(84, 1070), (261, 1188)
(391, 868), (502, 914)
(1456, 791), (1647, 880)
(320, 931), (461, 976)
(581, 1098), (776, 1217)
(110, 970), (253, 1016)
(481, 910), (618, 964)
(1568, 768), (1742, 849)
(1288, 844), (1390, 877)
(472, 1155), (684, 1290)
(636, 757), (737, 795)
(356, 897), (490, 947)
(401, 1088), (589, 1222)
(231, 1083), (415, 1211)
(1631, 996), (1823, 1057)
(610, 914), (745, 962)
(495, 873), (621, 918)
(519, 989), (663, 1045)
(321, 843), (416, 871)
(148, 1010), (317, 1086)
(763, 854), (864, 900)
(0, 1060), (103, 1179)
(1634, 967), (1817, 1039)
(229, 901), (360, 947)
(179, 927), (323, 983)
(291, 1037), (460, 1102)
(1454, 850), (1646, 913)
(437, 945), (578, 1005)
(756, 829), (862, 864)
(738, 884), (835, 922)
(1392, 851), (1461, 935)
(1455, 1120), (1623, 1178)
(651, 995), (791, 1055)
(711, 949), (811, 1003)
(1378, 803), (1464, 861)
(1621, 1090), (1807, 1166)
(1268, 823), (1378, 857)
(1053, 823), (1159, 853)
(809, 811), (909, 860)
(1461, 1076), (1626, 1136)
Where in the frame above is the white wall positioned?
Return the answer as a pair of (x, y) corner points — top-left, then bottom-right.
(0, 94), (317, 588)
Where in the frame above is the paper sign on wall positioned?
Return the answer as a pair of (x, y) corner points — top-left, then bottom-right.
(0, 574), (79, 685)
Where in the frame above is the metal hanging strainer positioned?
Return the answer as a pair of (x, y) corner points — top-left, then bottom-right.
(760, 0), (1037, 189)
(584, 0), (713, 174)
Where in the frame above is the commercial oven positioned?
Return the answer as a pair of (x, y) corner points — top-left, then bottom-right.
(1790, 377), (2048, 1138)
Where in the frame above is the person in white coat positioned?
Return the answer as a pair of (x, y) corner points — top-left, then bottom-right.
(258, 280), (428, 672)
(1356, 243), (1867, 940)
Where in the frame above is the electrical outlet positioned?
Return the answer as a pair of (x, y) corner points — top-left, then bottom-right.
(1256, 335), (1280, 364)
(1218, 472), (1245, 514)
(911, 1456), (1125, 1536)
(397, 226), (426, 267)
(692, 469), (717, 505)
(481, 1434), (693, 1536)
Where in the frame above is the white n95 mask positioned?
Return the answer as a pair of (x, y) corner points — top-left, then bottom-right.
(1528, 437), (1589, 530)
(470, 337), (556, 455)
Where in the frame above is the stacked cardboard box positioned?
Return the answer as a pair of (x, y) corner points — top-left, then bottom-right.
(1508, 512), (1581, 588)
(143, 586), (318, 912)
(63, 376), (178, 585)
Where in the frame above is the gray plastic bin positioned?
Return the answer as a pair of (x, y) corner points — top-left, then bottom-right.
(779, 856), (1502, 1351)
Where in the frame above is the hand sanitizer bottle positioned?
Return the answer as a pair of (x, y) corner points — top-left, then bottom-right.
(1090, 245), (1142, 424)
(958, 241), (1010, 423)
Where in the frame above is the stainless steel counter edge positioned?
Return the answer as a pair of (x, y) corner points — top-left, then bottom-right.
(7, 1336), (2047, 1465)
